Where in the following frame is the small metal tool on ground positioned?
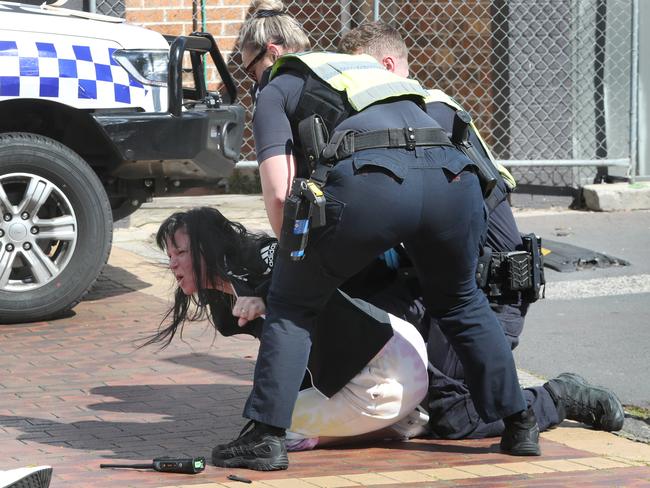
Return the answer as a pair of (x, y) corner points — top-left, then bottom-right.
(228, 473), (252, 483)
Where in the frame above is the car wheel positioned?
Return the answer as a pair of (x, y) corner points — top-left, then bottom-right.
(0, 132), (112, 323)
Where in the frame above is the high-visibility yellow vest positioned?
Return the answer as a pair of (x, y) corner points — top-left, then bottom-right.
(425, 89), (516, 190)
(271, 52), (429, 112)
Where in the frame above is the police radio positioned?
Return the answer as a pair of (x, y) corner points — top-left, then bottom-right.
(279, 178), (326, 260)
(100, 457), (206, 474)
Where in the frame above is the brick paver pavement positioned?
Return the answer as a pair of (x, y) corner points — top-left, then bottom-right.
(1, 245), (649, 487)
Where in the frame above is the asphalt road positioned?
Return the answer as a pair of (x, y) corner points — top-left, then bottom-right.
(513, 208), (650, 409)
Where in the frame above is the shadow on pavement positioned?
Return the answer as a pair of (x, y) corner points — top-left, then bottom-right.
(0, 412), (231, 460)
(84, 264), (154, 301)
(0, 350), (499, 460)
(0, 354), (258, 460)
(0, 387), (250, 459)
(162, 352), (259, 374)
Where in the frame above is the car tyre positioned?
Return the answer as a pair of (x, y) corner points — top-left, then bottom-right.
(0, 132), (112, 323)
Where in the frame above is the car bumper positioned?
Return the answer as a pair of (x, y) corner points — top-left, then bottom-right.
(93, 104), (245, 180)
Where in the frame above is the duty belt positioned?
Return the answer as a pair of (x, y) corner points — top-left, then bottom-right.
(321, 127), (453, 162)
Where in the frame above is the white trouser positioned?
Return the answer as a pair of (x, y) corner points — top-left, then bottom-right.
(288, 313), (428, 439)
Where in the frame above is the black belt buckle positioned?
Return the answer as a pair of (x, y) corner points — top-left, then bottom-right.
(404, 127), (416, 151)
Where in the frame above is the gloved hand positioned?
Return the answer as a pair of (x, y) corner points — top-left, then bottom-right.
(380, 248), (400, 270)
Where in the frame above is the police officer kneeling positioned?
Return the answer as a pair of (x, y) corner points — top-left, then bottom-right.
(212, 2), (541, 471)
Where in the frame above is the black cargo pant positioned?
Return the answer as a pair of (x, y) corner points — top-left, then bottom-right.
(243, 146), (527, 429)
(427, 298), (560, 439)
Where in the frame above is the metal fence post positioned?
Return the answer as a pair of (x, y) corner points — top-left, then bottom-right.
(629, 0), (639, 181)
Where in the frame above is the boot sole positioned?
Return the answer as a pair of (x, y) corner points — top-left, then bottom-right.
(212, 455), (288, 471)
(500, 441), (541, 456)
(558, 373), (625, 431)
(6, 466), (53, 488)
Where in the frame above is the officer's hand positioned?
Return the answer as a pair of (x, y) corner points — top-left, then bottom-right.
(232, 296), (266, 326)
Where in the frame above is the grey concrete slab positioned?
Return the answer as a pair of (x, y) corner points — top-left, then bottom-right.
(583, 182), (650, 211)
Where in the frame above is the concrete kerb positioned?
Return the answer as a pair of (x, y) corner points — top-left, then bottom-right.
(583, 182), (650, 211)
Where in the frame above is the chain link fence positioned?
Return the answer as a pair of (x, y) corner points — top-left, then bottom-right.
(282, 0), (635, 190)
(94, 0), (124, 17)
(116, 0), (637, 191)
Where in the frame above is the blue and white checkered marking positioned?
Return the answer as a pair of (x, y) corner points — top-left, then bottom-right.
(0, 36), (161, 111)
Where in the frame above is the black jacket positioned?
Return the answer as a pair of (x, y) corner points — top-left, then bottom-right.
(208, 238), (396, 397)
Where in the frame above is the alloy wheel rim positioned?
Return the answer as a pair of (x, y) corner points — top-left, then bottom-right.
(0, 172), (78, 292)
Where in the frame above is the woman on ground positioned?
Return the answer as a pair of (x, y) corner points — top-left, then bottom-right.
(144, 207), (429, 461)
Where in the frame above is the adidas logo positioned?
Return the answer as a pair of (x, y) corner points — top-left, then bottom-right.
(260, 242), (277, 271)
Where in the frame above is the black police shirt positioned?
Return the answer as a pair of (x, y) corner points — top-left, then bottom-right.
(252, 71), (439, 166)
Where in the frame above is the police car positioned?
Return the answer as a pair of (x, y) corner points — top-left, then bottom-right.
(0, 1), (245, 323)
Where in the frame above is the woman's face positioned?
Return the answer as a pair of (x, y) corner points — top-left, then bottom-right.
(167, 229), (199, 295)
(166, 229), (234, 296)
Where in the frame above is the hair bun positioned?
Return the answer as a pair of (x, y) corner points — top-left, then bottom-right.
(251, 0), (285, 15)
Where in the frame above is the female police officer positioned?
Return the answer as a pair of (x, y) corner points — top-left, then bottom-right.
(212, 0), (539, 470)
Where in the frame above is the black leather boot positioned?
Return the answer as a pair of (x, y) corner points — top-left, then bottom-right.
(500, 406), (541, 456)
(212, 420), (288, 471)
(544, 373), (625, 431)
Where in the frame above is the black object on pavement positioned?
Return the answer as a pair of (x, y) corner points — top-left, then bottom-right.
(541, 238), (629, 272)
(228, 473), (253, 483)
(100, 457), (205, 474)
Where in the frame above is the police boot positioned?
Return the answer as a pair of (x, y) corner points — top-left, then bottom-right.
(212, 420), (288, 471)
(544, 373), (625, 431)
(500, 407), (541, 456)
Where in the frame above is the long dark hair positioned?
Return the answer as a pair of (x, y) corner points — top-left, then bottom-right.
(142, 206), (269, 348)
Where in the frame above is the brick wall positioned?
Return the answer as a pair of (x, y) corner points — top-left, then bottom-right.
(125, 0), (249, 50)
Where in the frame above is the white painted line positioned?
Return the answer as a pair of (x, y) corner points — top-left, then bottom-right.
(544, 274), (650, 300)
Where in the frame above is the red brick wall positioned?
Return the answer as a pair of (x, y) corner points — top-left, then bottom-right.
(125, 0), (249, 51)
